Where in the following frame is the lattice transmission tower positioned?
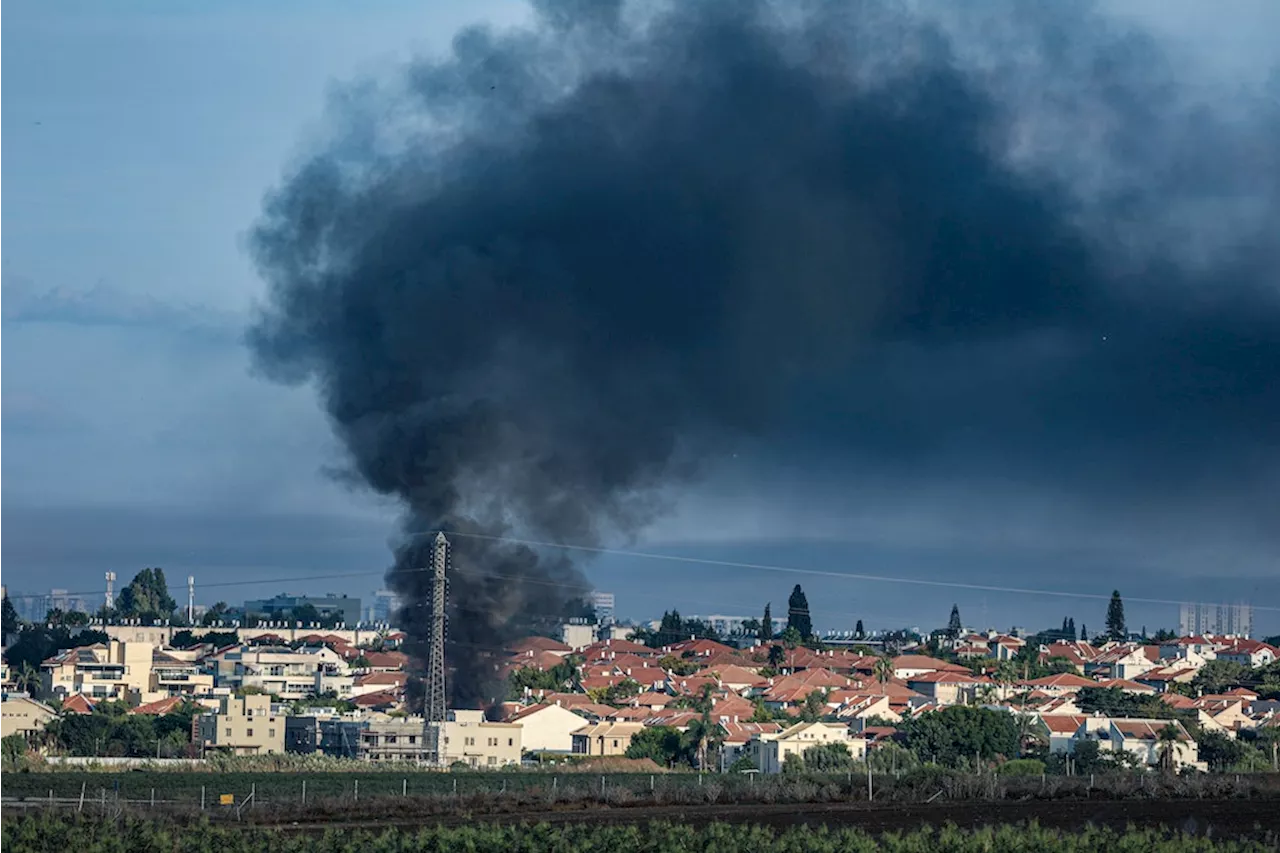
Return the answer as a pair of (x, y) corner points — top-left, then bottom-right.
(423, 532), (450, 764)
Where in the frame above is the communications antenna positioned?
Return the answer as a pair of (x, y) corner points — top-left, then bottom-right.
(187, 576), (196, 624)
(423, 532), (450, 764)
(105, 572), (117, 611)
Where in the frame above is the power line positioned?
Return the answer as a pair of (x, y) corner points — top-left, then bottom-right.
(414, 529), (1280, 614)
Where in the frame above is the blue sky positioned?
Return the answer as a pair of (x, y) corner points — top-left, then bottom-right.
(4, 1), (1279, 636)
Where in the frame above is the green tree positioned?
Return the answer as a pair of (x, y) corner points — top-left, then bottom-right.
(1156, 723), (1182, 773)
(947, 605), (962, 638)
(117, 568), (177, 622)
(899, 706), (1020, 768)
(2, 733), (29, 771)
(1197, 730), (1250, 771)
(800, 689), (827, 722)
(625, 725), (684, 767)
(767, 644), (785, 668)
(787, 586), (812, 640)
(779, 626), (803, 648)
(2, 594), (21, 636)
(658, 654), (699, 676)
(14, 662), (41, 696)
(1079, 623), (1088, 642)
(855, 619), (864, 639)
(801, 741), (854, 771)
(292, 603), (322, 625)
(1192, 660), (1249, 695)
(760, 603), (774, 642)
(739, 618), (761, 638)
(1105, 591), (1126, 640)
(201, 601), (231, 627)
(873, 655), (894, 686)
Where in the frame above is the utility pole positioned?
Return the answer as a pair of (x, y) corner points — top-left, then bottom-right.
(187, 576), (195, 624)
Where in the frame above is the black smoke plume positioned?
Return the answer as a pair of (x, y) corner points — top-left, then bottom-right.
(249, 0), (1279, 706)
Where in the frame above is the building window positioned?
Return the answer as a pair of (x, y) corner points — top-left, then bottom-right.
(386, 735), (397, 744)
(225, 729), (232, 737)
(508, 738), (513, 747)
(613, 740), (619, 748)
(488, 756), (496, 765)
(408, 736), (416, 744)
(269, 729), (276, 737)
(247, 729), (254, 737)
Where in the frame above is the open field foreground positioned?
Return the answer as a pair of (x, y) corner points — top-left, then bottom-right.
(3, 813), (1279, 853)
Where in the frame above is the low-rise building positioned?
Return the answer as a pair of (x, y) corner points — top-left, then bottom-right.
(508, 703), (589, 753)
(362, 715), (428, 761)
(751, 721), (867, 774)
(205, 645), (354, 700)
(194, 694), (285, 756)
(41, 641), (153, 703)
(1, 693), (57, 738)
(570, 721), (643, 756)
(443, 710), (523, 768)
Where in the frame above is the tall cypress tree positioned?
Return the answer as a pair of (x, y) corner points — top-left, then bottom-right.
(855, 619), (865, 639)
(947, 604), (962, 638)
(786, 585), (812, 640)
(760, 603), (774, 642)
(1106, 591), (1126, 640)
(1067, 617), (1076, 640)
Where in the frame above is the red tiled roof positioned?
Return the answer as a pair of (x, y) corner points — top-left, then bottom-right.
(352, 690), (400, 708)
(1019, 673), (1097, 689)
(508, 702), (586, 723)
(61, 694), (96, 714)
(1098, 678), (1156, 693)
(507, 636), (573, 655)
(1040, 714), (1087, 734)
(719, 721), (782, 743)
(355, 671), (407, 687)
(692, 664), (768, 688)
(129, 697), (184, 716)
(631, 691), (674, 707)
(891, 654), (970, 673)
(362, 651), (408, 669)
(610, 706), (656, 720)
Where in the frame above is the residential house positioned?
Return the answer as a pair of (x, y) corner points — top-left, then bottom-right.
(719, 721), (782, 771)
(1107, 719), (1201, 770)
(570, 721), (644, 756)
(443, 709), (522, 768)
(507, 703), (589, 753)
(41, 641), (153, 703)
(194, 694), (285, 755)
(1136, 665), (1198, 693)
(751, 721), (867, 774)
(890, 655), (968, 680)
(1017, 673), (1097, 696)
(148, 649), (214, 702)
(1, 693), (57, 738)
(1215, 640), (1278, 669)
(206, 645), (354, 700)
(1190, 695), (1254, 736)
(1037, 714), (1088, 755)
(906, 671), (991, 706)
(1097, 678), (1157, 696)
(1087, 645), (1158, 681)
(988, 635), (1026, 661)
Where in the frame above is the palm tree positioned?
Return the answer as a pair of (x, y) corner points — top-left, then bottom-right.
(1156, 723), (1182, 773)
(14, 663), (41, 696)
(1015, 713), (1047, 757)
(873, 655), (894, 687)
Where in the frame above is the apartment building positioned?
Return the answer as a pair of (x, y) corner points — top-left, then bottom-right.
(443, 709), (523, 768)
(205, 645), (353, 700)
(1, 693), (57, 738)
(194, 694), (285, 755)
(40, 641), (152, 702)
(148, 649), (214, 701)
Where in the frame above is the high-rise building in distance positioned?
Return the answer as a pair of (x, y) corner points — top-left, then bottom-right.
(1179, 602), (1252, 638)
(590, 591), (615, 626)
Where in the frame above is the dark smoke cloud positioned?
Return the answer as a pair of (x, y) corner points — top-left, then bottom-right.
(248, 0), (1280, 705)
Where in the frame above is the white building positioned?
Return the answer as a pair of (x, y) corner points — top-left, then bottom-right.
(750, 721), (866, 774)
(590, 592), (616, 626)
(206, 645), (354, 700)
(1179, 602), (1252, 639)
(507, 703), (590, 752)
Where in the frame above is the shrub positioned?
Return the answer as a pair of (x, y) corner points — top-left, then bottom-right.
(996, 758), (1045, 776)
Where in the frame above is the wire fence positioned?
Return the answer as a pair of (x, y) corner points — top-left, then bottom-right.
(5, 770), (1279, 821)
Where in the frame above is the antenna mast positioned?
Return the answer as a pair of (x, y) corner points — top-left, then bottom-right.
(104, 572), (117, 612)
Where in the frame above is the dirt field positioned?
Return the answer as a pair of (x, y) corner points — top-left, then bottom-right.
(267, 798), (1280, 839)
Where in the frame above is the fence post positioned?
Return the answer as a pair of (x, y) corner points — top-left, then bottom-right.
(100, 789), (105, 815)
(867, 761), (873, 801)
(354, 780), (359, 802)
(302, 780), (306, 805)
(251, 783), (256, 810)
(151, 788), (155, 808)
(403, 778), (407, 797)
(200, 786), (205, 811)
(49, 790), (53, 808)
(501, 779), (506, 794)
(78, 782), (87, 814)
(453, 778), (458, 796)
(650, 774), (654, 791)
(600, 776), (605, 798)
(552, 777), (557, 795)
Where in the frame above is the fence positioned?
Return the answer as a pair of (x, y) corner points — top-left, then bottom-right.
(4, 770), (1278, 820)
